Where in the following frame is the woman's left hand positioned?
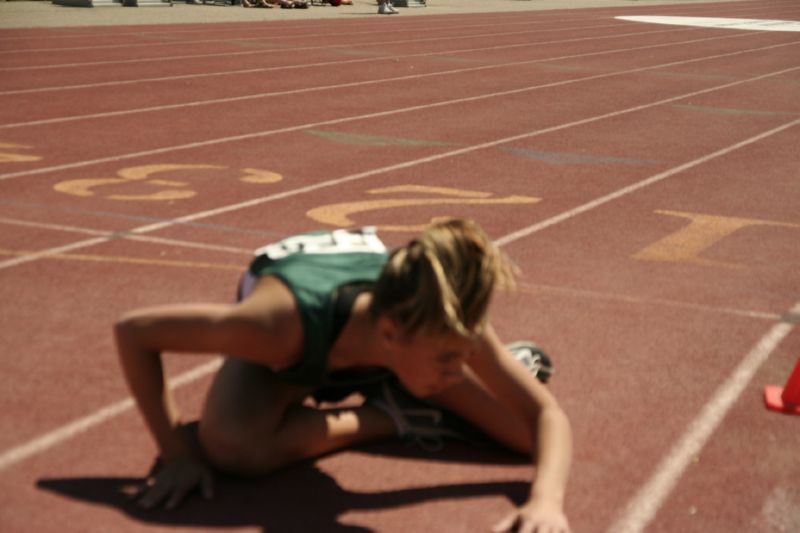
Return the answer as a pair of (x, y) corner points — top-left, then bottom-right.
(491, 498), (571, 533)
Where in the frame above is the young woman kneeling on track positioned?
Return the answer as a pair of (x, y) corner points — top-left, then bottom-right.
(115, 218), (573, 532)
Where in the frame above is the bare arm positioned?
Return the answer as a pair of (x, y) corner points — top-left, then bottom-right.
(115, 303), (239, 461)
(113, 277), (302, 507)
(469, 326), (573, 532)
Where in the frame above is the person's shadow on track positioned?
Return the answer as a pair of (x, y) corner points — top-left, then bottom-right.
(36, 423), (529, 532)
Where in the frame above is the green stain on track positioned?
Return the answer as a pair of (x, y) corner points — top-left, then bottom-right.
(673, 104), (797, 117)
(502, 147), (660, 166)
(306, 130), (459, 147)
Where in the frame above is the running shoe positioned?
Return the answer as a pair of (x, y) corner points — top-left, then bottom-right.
(506, 341), (554, 383)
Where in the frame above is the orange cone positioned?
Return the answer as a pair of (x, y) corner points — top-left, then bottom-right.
(764, 357), (800, 415)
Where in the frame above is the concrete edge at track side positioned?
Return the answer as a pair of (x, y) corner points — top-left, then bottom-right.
(0, 0), (748, 29)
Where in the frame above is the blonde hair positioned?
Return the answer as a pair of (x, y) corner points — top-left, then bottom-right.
(370, 218), (515, 338)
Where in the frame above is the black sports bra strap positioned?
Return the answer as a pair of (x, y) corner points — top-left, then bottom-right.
(330, 282), (373, 345)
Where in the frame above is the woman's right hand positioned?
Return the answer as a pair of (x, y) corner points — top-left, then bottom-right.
(134, 456), (215, 510)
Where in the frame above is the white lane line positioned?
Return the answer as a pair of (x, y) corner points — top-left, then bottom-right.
(0, 13), (576, 45)
(0, 359), (223, 473)
(2, 217), (781, 322)
(0, 236), (114, 270)
(605, 302), (800, 533)
(0, 216), (120, 238)
(494, 117), (800, 248)
(2, 40), (796, 186)
(0, 16), (608, 55)
(517, 282), (782, 322)
(0, 21), (633, 73)
(1, 63), (797, 271)
(495, 116), (798, 531)
(128, 103), (800, 239)
(0, 30), (740, 129)
(0, 217), (251, 255)
(0, 24), (689, 96)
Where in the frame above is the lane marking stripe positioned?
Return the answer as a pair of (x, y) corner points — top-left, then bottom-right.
(0, 216), (250, 255)
(494, 117), (800, 247)
(517, 283), (782, 322)
(0, 18), (625, 57)
(2, 41), (796, 185)
(0, 360), (222, 472)
(606, 302), (800, 532)
(0, 217), (778, 322)
(1, 64), (797, 271)
(0, 31), (748, 129)
(0, 21), (648, 73)
(0, 25), (696, 96)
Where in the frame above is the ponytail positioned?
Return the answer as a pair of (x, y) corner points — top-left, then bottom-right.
(371, 218), (515, 338)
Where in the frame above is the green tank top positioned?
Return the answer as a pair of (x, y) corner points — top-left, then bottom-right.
(248, 227), (389, 387)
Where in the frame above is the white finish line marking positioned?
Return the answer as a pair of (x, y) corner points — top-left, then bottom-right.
(617, 16), (800, 33)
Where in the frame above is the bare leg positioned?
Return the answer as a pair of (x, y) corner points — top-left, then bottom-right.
(199, 358), (396, 475)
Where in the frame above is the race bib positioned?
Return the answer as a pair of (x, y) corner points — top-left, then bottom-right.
(254, 227), (386, 260)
